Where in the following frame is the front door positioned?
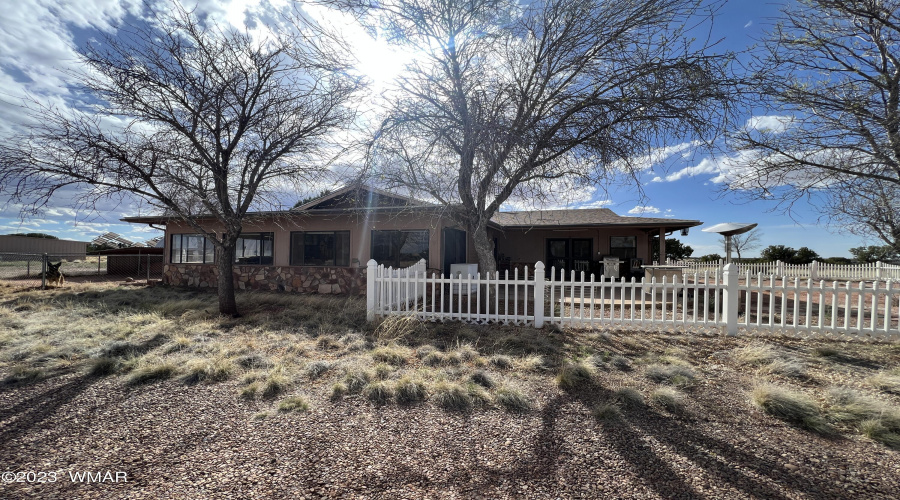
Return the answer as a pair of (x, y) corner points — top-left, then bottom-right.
(547, 238), (593, 278)
(442, 228), (466, 276)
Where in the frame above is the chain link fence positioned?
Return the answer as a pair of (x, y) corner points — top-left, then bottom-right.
(0, 252), (164, 288)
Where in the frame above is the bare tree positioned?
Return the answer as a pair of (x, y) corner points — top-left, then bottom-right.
(349, 0), (735, 274)
(0, 4), (363, 316)
(728, 0), (900, 251)
(720, 227), (761, 261)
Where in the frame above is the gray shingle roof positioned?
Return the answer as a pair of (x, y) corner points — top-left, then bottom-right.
(490, 208), (701, 229)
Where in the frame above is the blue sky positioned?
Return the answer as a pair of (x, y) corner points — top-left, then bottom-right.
(0, 0), (880, 258)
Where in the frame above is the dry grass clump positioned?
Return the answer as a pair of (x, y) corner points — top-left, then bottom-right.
(489, 354), (513, 370)
(455, 343), (480, 362)
(330, 382), (348, 400)
(278, 395), (311, 413)
(521, 354), (553, 372)
(465, 382), (491, 408)
(373, 313), (422, 341)
(868, 370), (900, 394)
(183, 357), (234, 384)
(494, 385), (531, 413)
(343, 368), (373, 394)
(363, 381), (395, 405)
(823, 387), (900, 446)
(261, 367), (291, 398)
(470, 370), (495, 389)
(610, 355), (632, 371)
(3, 365), (44, 384)
(811, 345), (842, 358)
(395, 377), (428, 404)
(556, 360), (595, 391)
(304, 360), (332, 380)
(236, 354), (272, 370)
(433, 382), (473, 412)
(422, 351), (445, 367)
(751, 383), (831, 434)
(316, 335), (342, 351)
(645, 363), (696, 387)
(650, 387), (686, 414)
(613, 387), (645, 408)
(756, 358), (807, 379)
(371, 345), (409, 366)
(733, 343), (781, 366)
(859, 419), (900, 448)
(592, 402), (622, 422)
(89, 357), (119, 377)
(127, 357), (177, 385)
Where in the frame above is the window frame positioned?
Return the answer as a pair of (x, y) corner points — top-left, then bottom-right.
(609, 236), (638, 260)
(370, 229), (429, 268)
(290, 231), (351, 267)
(234, 232), (274, 266)
(169, 233), (215, 264)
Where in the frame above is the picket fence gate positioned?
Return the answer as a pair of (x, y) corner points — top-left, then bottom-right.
(366, 260), (900, 340)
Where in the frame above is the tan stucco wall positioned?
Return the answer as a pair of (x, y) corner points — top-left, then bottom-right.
(164, 212), (449, 271)
(492, 227), (654, 264)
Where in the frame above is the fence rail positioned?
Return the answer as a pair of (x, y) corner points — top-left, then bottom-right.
(668, 259), (900, 281)
(0, 252), (163, 288)
(368, 260), (900, 340)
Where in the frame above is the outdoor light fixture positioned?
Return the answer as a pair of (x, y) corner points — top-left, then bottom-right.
(680, 228), (689, 236)
(701, 222), (758, 264)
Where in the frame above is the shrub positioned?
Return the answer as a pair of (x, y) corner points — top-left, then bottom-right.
(610, 355), (632, 371)
(423, 351), (445, 367)
(395, 377), (428, 404)
(556, 361), (594, 391)
(330, 382), (348, 400)
(859, 419), (900, 448)
(240, 382), (261, 400)
(236, 353), (272, 370)
(757, 358), (807, 379)
(494, 386), (531, 413)
(278, 396), (311, 413)
(262, 370), (290, 399)
(751, 384), (831, 434)
(733, 343), (780, 366)
(465, 382), (491, 407)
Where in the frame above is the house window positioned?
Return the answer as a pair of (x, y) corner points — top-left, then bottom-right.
(170, 234), (215, 264)
(290, 231), (350, 266)
(371, 230), (428, 268)
(235, 232), (274, 265)
(609, 236), (637, 260)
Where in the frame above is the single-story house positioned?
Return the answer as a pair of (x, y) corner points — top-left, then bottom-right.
(122, 185), (702, 294)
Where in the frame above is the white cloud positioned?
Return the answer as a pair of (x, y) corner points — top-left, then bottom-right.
(744, 21), (753, 28)
(615, 140), (703, 173)
(744, 115), (793, 134)
(628, 205), (661, 215)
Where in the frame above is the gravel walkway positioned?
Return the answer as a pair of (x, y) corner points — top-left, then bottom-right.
(1, 370), (898, 499)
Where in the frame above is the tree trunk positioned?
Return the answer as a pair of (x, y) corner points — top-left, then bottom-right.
(216, 240), (240, 317)
(471, 225), (497, 276)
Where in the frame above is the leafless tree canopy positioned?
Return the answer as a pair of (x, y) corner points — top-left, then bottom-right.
(349, 0), (735, 272)
(729, 0), (900, 251)
(0, 4), (363, 315)
(721, 227), (761, 261)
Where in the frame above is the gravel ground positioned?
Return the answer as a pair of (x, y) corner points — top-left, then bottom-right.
(1, 362), (898, 500)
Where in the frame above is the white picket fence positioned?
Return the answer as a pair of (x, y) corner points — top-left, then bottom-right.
(669, 259), (900, 281)
(367, 260), (900, 340)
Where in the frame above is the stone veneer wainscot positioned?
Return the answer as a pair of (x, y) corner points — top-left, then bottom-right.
(163, 264), (366, 295)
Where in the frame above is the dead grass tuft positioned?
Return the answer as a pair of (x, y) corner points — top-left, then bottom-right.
(470, 370), (495, 389)
(751, 383), (831, 434)
(645, 363), (696, 388)
(592, 402), (623, 422)
(868, 371), (900, 394)
(614, 387), (645, 408)
(278, 395), (311, 413)
(494, 385), (531, 413)
(127, 357), (177, 385)
(183, 357), (234, 384)
(371, 345), (409, 366)
(395, 377), (428, 404)
(433, 382), (472, 412)
(556, 360), (595, 391)
(363, 381), (395, 405)
(733, 343), (781, 366)
(650, 387), (686, 414)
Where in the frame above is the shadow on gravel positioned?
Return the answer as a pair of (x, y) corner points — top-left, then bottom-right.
(559, 384), (852, 500)
(0, 374), (97, 444)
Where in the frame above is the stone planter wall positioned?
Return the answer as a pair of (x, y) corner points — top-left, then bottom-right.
(163, 264), (366, 295)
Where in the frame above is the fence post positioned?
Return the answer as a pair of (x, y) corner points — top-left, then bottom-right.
(366, 259), (377, 322)
(877, 261), (883, 280)
(776, 260), (784, 277)
(41, 253), (48, 290)
(533, 261), (545, 328)
(722, 263), (739, 336)
(810, 260), (818, 281)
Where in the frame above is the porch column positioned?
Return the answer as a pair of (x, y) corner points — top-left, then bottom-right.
(658, 227), (666, 264)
